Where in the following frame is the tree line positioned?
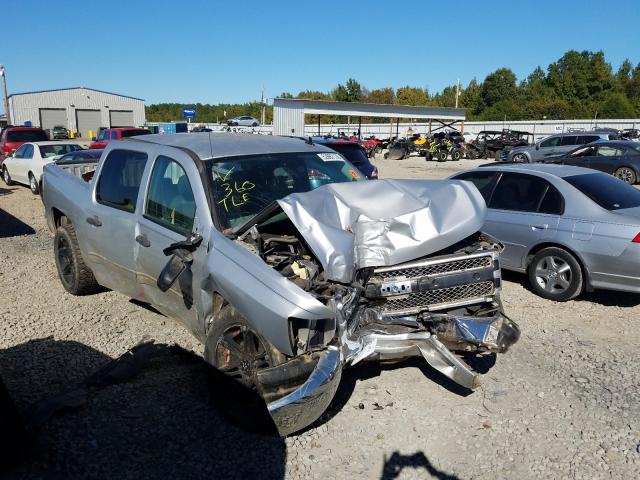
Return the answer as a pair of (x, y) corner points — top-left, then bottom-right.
(145, 50), (640, 124)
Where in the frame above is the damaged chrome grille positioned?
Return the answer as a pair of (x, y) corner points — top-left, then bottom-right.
(382, 281), (495, 313)
(376, 255), (492, 280)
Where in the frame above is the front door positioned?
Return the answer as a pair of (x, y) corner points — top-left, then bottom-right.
(135, 153), (202, 330)
(14, 144), (34, 183)
(485, 172), (562, 270)
(83, 147), (149, 296)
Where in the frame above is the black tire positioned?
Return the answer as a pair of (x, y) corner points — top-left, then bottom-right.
(204, 306), (286, 432)
(513, 153), (528, 163)
(28, 173), (39, 194)
(437, 151), (448, 162)
(2, 166), (13, 186)
(494, 149), (503, 161)
(252, 122), (258, 127)
(451, 148), (462, 161)
(54, 223), (100, 295)
(527, 247), (583, 301)
(614, 167), (637, 185)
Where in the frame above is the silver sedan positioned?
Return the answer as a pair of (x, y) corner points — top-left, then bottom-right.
(451, 164), (640, 301)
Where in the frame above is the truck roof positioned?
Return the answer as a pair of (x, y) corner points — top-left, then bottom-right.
(129, 132), (335, 160)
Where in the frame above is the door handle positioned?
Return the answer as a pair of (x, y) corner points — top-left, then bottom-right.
(86, 216), (102, 227)
(136, 235), (151, 247)
(531, 224), (548, 230)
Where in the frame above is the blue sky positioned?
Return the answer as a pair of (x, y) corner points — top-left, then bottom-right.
(2, 0), (639, 111)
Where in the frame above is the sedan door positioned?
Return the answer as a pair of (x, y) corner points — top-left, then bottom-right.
(558, 145), (597, 168)
(13, 144), (35, 183)
(134, 151), (203, 331)
(589, 145), (624, 175)
(483, 172), (562, 270)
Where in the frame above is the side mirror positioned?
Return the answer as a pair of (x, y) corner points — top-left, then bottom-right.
(157, 253), (189, 292)
(156, 234), (203, 292)
(535, 144), (540, 150)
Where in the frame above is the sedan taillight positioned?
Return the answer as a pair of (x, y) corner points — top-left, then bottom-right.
(633, 232), (640, 243)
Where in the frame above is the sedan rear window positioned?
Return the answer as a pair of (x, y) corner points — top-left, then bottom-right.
(6, 130), (48, 142)
(565, 173), (640, 210)
(39, 144), (82, 157)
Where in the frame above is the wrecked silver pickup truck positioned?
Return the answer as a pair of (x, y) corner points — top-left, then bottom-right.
(42, 133), (520, 435)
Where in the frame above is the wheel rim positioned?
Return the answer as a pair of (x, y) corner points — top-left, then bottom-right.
(3, 168), (9, 183)
(615, 168), (633, 184)
(515, 154), (525, 162)
(56, 235), (75, 286)
(534, 255), (572, 294)
(215, 325), (272, 389)
(30, 176), (37, 191)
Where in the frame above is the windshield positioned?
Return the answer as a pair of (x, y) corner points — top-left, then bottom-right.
(7, 130), (48, 142)
(564, 173), (640, 210)
(39, 144), (82, 158)
(208, 151), (364, 229)
(121, 129), (150, 138)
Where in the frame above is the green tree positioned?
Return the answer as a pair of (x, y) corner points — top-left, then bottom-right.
(366, 87), (395, 104)
(596, 92), (636, 118)
(481, 68), (517, 107)
(395, 86), (429, 106)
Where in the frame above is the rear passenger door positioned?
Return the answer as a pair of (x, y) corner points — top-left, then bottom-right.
(135, 150), (202, 328)
(484, 173), (562, 270)
(84, 147), (150, 296)
(589, 145), (624, 174)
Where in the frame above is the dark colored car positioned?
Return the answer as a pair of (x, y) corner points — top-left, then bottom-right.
(56, 148), (103, 165)
(89, 128), (151, 149)
(543, 141), (640, 184)
(310, 137), (378, 179)
(51, 125), (69, 139)
(0, 126), (48, 163)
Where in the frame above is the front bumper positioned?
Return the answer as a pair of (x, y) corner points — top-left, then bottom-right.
(263, 311), (519, 436)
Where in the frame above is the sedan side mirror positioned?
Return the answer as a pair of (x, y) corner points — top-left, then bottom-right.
(535, 144), (540, 150)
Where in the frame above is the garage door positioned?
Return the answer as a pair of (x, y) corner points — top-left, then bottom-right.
(109, 110), (134, 127)
(40, 108), (68, 131)
(76, 109), (102, 139)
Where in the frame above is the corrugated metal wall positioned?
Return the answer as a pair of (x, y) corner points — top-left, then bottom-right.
(273, 102), (305, 136)
(7, 88), (145, 136)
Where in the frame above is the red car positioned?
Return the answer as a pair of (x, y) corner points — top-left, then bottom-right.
(0, 126), (48, 164)
(89, 127), (151, 149)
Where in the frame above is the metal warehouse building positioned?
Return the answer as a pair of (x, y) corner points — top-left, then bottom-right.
(7, 87), (145, 138)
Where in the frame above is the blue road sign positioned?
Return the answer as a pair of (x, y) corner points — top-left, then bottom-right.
(183, 108), (196, 119)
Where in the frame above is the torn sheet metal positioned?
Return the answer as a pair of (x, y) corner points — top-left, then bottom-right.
(277, 179), (487, 283)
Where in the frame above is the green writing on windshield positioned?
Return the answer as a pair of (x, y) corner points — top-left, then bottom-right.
(216, 167), (256, 212)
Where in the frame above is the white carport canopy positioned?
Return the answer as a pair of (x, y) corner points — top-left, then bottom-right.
(273, 98), (466, 136)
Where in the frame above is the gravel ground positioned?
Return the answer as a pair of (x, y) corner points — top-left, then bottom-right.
(1, 155), (639, 479)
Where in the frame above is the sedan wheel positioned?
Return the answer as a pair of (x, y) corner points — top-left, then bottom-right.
(528, 247), (583, 301)
(614, 167), (637, 185)
(29, 174), (40, 194)
(3, 167), (13, 186)
(513, 153), (528, 163)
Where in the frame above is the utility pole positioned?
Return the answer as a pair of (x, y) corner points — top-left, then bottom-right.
(0, 65), (11, 125)
(455, 78), (460, 109)
(261, 87), (266, 126)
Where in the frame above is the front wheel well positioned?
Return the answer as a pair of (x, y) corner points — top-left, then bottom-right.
(52, 208), (69, 227)
(526, 242), (591, 291)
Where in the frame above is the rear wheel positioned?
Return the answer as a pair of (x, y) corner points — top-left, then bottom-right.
(2, 166), (13, 186)
(29, 173), (39, 194)
(528, 247), (583, 301)
(54, 223), (100, 295)
(437, 151), (448, 162)
(451, 148), (462, 161)
(614, 167), (637, 185)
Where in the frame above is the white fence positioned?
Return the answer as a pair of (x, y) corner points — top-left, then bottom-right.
(190, 119), (640, 142)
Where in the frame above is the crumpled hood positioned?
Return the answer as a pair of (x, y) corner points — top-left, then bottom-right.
(277, 179), (487, 283)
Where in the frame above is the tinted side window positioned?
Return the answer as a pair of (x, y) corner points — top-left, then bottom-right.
(96, 149), (147, 212)
(145, 156), (196, 235)
(489, 173), (549, 212)
(13, 145), (27, 158)
(559, 135), (578, 146)
(596, 146), (622, 157)
(538, 185), (564, 215)
(540, 136), (561, 148)
(578, 135), (599, 144)
(23, 145), (34, 159)
(98, 130), (109, 140)
(111, 131), (118, 140)
(454, 171), (499, 202)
